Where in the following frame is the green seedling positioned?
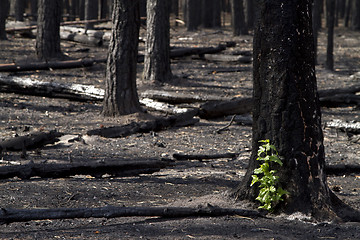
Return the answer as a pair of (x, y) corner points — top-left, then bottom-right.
(251, 139), (289, 211)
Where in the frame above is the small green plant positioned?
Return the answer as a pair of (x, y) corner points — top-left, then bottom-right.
(251, 139), (289, 211)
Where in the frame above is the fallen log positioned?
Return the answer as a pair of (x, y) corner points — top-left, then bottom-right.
(319, 94), (360, 107)
(203, 54), (252, 63)
(0, 131), (63, 152)
(170, 45), (226, 58)
(173, 152), (239, 161)
(0, 58), (106, 72)
(318, 85), (360, 97)
(0, 74), (104, 101)
(325, 164), (360, 175)
(86, 110), (199, 138)
(6, 19), (110, 33)
(0, 204), (263, 224)
(325, 119), (360, 134)
(199, 97), (253, 119)
(139, 98), (192, 114)
(140, 90), (226, 104)
(0, 158), (172, 180)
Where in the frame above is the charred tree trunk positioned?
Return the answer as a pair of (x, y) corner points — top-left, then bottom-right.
(245, 0), (255, 29)
(233, 0), (340, 220)
(85, 0), (98, 30)
(0, 0), (9, 40)
(186, 0), (200, 31)
(14, 0), (25, 21)
(326, 0), (335, 70)
(231, 0), (248, 36)
(35, 0), (63, 60)
(345, 0), (352, 27)
(313, 0), (322, 64)
(143, 0), (172, 83)
(30, 0), (37, 21)
(201, 0), (221, 28)
(102, 0), (142, 116)
(351, 0), (360, 30)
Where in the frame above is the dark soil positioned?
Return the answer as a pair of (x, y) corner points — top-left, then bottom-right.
(0, 23), (360, 239)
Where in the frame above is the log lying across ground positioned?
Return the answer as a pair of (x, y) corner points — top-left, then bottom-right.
(199, 97), (253, 119)
(0, 158), (173, 180)
(0, 74), (104, 101)
(0, 131), (63, 152)
(87, 110), (199, 138)
(0, 58), (106, 72)
(203, 54), (252, 64)
(325, 119), (360, 134)
(140, 90), (226, 104)
(173, 152), (239, 161)
(0, 205), (263, 224)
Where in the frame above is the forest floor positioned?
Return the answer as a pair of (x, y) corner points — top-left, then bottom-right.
(0, 23), (360, 239)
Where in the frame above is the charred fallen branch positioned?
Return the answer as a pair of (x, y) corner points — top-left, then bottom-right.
(325, 119), (360, 134)
(139, 98), (192, 114)
(202, 54), (252, 63)
(0, 131), (62, 152)
(140, 90), (225, 104)
(87, 110), (199, 138)
(320, 94), (360, 107)
(0, 158), (172, 180)
(173, 152), (238, 161)
(0, 74), (104, 101)
(0, 204), (263, 225)
(199, 97), (253, 119)
(0, 58), (106, 72)
(326, 164), (360, 175)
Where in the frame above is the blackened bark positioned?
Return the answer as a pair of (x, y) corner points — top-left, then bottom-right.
(14, 0), (25, 21)
(36, 0), (63, 60)
(351, 0), (360, 30)
(231, 0), (248, 36)
(345, 0), (352, 27)
(186, 0), (200, 31)
(85, 0), (98, 30)
(245, 0), (255, 29)
(0, 0), (9, 40)
(326, 0), (335, 70)
(102, 0), (142, 116)
(313, 0), (322, 64)
(201, 0), (221, 28)
(30, 0), (38, 21)
(143, 0), (172, 83)
(233, 0), (337, 220)
(100, 0), (108, 19)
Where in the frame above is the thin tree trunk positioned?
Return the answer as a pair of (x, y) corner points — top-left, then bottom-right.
(102, 0), (142, 116)
(326, 0), (335, 70)
(85, 0), (98, 30)
(14, 0), (25, 21)
(231, 0), (248, 36)
(245, 0), (255, 29)
(313, 0), (322, 64)
(186, 0), (200, 31)
(351, 0), (360, 30)
(0, 0), (9, 40)
(143, 0), (172, 83)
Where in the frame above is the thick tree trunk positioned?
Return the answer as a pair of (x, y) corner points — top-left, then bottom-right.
(201, 0), (221, 28)
(35, 0), (63, 60)
(143, 0), (172, 83)
(326, 0), (335, 70)
(233, 0), (337, 220)
(231, 0), (248, 36)
(0, 0), (9, 40)
(102, 0), (142, 116)
(313, 0), (322, 64)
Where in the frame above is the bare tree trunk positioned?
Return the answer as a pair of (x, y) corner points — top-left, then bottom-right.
(102, 0), (142, 116)
(351, 0), (360, 30)
(143, 0), (172, 83)
(30, 0), (37, 21)
(35, 0), (63, 60)
(0, 0), (9, 40)
(245, 0), (255, 29)
(231, 0), (247, 35)
(14, 0), (25, 21)
(186, 0), (200, 31)
(326, 0), (335, 70)
(345, 0), (352, 27)
(85, 0), (98, 30)
(233, 0), (341, 220)
(313, 0), (322, 64)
